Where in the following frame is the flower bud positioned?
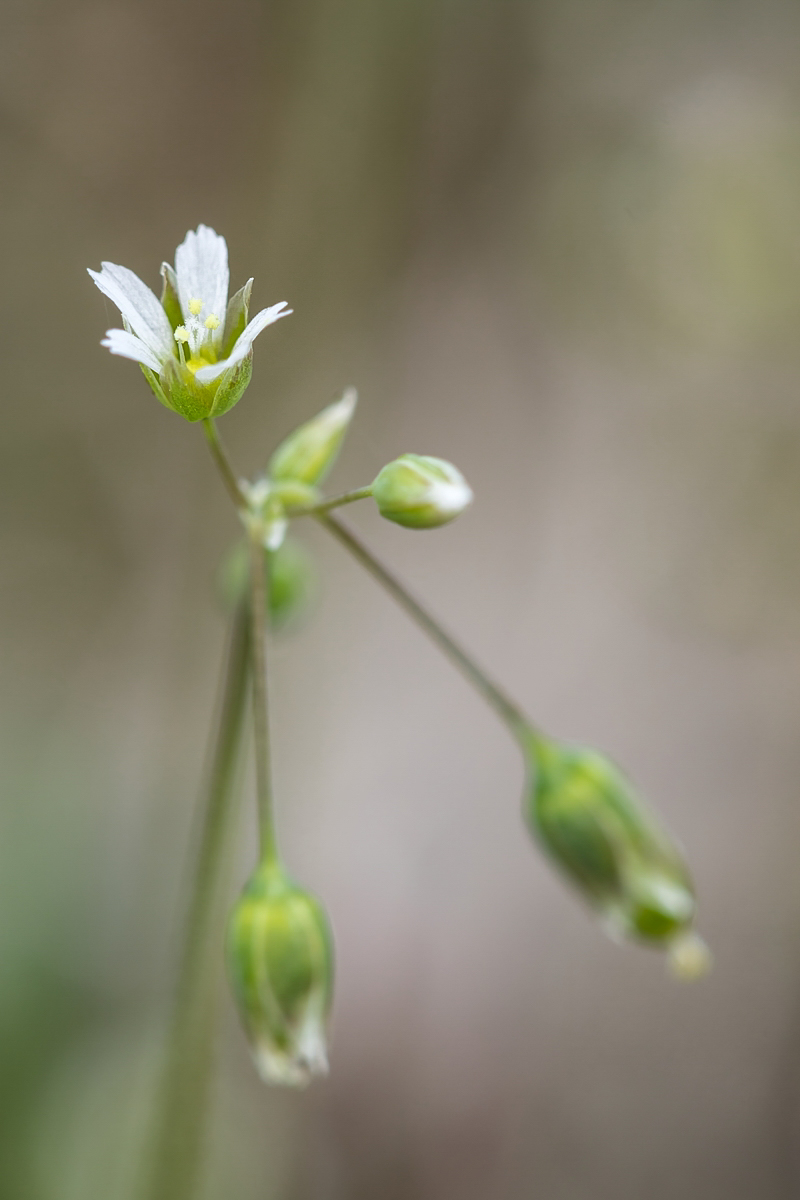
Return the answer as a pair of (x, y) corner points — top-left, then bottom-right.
(227, 862), (334, 1087)
(523, 732), (704, 959)
(372, 454), (472, 529)
(269, 390), (357, 486)
(217, 537), (315, 631)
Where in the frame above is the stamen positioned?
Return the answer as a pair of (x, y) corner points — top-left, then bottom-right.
(188, 297), (203, 316)
(174, 326), (189, 342)
(204, 313), (221, 330)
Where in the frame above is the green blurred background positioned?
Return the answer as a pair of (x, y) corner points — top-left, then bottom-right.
(4, 0), (800, 1196)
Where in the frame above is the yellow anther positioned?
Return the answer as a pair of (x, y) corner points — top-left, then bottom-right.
(174, 325), (189, 343)
(204, 313), (221, 330)
(188, 297), (203, 316)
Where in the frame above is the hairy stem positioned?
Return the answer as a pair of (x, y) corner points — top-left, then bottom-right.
(317, 513), (533, 742)
(141, 604), (250, 1200)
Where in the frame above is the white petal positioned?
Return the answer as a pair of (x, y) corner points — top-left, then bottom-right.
(193, 303), (291, 384)
(100, 327), (163, 372)
(88, 263), (174, 360)
(174, 225), (229, 341)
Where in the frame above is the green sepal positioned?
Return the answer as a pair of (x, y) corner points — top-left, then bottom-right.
(222, 279), (253, 358)
(160, 263), (183, 331)
(140, 364), (173, 413)
(209, 354), (253, 418)
(159, 358), (214, 422)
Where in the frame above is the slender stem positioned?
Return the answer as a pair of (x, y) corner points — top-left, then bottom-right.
(202, 419), (247, 512)
(141, 604), (250, 1200)
(295, 486), (373, 517)
(246, 521), (277, 863)
(317, 513), (534, 743)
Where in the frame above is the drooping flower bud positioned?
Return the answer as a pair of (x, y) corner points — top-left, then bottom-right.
(371, 454), (472, 529)
(522, 731), (706, 965)
(227, 862), (334, 1087)
(268, 390), (357, 486)
(217, 536), (315, 631)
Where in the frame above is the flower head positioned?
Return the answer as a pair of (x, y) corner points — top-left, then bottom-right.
(89, 225), (291, 421)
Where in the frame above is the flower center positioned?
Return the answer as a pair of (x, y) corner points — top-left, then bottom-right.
(174, 296), (222, 370)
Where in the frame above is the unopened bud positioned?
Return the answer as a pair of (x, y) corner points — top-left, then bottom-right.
(269, 390), (357, 486)
(523, 732), (706, 961)
(372, 454), (472, 529)
(227, 862), (334, 1087)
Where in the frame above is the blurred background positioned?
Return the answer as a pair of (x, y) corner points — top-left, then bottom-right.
(4, 0), (800, 1196)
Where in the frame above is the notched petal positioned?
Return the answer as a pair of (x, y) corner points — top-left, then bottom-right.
(89, 263), (174, 359)
(174, 224), (229, 340)
(100, 327), (162, 372)
(209, 353), (253, 418)
(194, 302), (291, 384)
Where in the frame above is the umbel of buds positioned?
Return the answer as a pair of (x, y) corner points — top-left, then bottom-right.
(522, 730), (710, 976)
(372, 454), (473, 529)
(227, 861), (334, 1086)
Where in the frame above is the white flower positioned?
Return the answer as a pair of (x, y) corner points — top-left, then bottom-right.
(88, 225), (291, 421)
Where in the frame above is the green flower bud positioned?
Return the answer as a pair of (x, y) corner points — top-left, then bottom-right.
(227, 862), (334, 1086)
(269, 390), (357, 485)
(372, 454), (473, 529)
(217, 537), (315, 631)
(523, 732), (706, 962)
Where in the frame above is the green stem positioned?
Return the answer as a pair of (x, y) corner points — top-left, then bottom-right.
(296, 486), (373, 517)
(246, 521), (278, 863)
(201, 417), (278, 862)
(317, 513), (534, 744)
(141, 604), (250, 1200)
(202, 419), (247, 512)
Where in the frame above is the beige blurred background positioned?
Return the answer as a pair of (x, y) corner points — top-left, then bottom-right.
(4, 0), (800, 1196)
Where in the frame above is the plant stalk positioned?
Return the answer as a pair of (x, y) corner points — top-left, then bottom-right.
(297, 486), (373, 516)
(141, 603), (250, 1200)
(202, 419), (247, 512)
(316, 512), (533, 743)
(246, 521), (278, 863)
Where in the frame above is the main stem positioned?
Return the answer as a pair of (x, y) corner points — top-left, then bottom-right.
(201, 417), (277, 862)
(316, 513), (533, 744)
(202, 418), (247, 512)
(142, 604), (250, 1200)
(246, 521), (277, 863)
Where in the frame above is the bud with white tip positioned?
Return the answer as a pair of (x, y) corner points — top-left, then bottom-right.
(372, 454), (472, 529)
(227, 861), (334, 1087)
(269, 390), (357, 486)
(522, 730), (708, 969)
